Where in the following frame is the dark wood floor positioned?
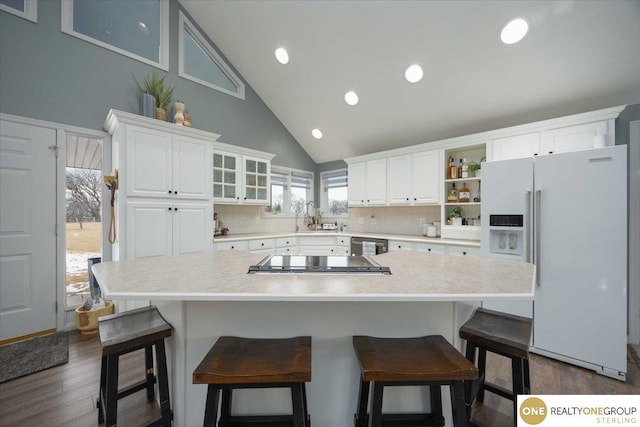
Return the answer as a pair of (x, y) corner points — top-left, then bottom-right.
(1, 330), (638, 426)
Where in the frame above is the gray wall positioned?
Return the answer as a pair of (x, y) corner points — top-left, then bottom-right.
(616, 104), (640, 146)
(0, 0), (315, 172)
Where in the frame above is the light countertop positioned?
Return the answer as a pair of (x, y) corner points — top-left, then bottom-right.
(93, 250), (533, 302)
(214, 231), (480, 247)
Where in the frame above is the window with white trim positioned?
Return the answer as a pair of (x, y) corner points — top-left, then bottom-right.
(61, 0), (169, 69)
(268, 166), (313, 216)
(321, 169), (348, 217)
(0, 0), (37, 22)
(178, 11), (245, 99)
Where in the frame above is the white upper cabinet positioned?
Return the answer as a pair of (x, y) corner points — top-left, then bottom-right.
(124, 125), (211, 200)
(348, 158), (387, 206)
(213, 151), (241, 202)
(540, 121), (609, 155)
(212, 142), (274, 205)
(489, 132), (540, 161)
(366, 158), (387, 205)
(411, 150), (440, 204)
(488, 116), (617, 162)
(387, 155), (412, 204)
(243, 156), (270, 204)
(347, 161), (367, 206)
(348, 159), (386, 206)
(387, 150), (440, 205)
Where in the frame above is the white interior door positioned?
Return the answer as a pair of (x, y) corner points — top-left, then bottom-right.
(0, 121), (57, 342)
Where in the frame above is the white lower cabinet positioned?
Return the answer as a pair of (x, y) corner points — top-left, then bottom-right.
(125, 200), (212, 259)
(276, 237), (298, 255)
(336, 236), (351, 256)
(215, 240), (249, 251)
(445, 246), (480, 257)
(299, 236), (336, 255)
(249, 238), (275, 255)
(415, 243), (446, 254)
(389, 240), (415, 251)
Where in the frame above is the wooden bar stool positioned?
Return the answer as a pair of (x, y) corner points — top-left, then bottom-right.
(353, 335), (479, 427)
(97, 305), (173, 427)
(193, 336), (312, 427)
(459, 308), (532, 423)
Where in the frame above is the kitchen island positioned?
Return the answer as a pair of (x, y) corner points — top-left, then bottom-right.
(93, 250), (534, 427)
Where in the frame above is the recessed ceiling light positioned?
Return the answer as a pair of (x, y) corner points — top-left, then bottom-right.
(311, 129), (323, 139)
(404, 64), (423, 83)
(344, 91), (359, 106)
(138, 21), (150, 36)
(275, 47), (289, 64)
(500, 17), (529, 45)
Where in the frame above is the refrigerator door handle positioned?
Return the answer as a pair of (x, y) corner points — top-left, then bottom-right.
(535, 189), (541, 286)
(525, 190), (532, 263)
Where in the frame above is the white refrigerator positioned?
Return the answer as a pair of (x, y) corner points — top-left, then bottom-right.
(480, 145), (628, 380)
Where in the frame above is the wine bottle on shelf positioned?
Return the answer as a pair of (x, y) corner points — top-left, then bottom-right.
(458, 159), (463, 179)
(449, 157), (458, 179)
(461, 157), (469, 178)
(459, 182), (470, 203)
(447, 183), (459, 203)
(447, 156), (454, 179)
(474, 181), (481, 202)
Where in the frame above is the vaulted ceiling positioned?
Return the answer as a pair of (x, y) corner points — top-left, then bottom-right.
(180, 0), (640, 164)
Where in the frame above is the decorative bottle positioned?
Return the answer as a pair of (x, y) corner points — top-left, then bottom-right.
(459, 182), (470, 203)
(461, 157), (469, 178)
(174, 101), (185, 126)
(447, 183), (459, 203)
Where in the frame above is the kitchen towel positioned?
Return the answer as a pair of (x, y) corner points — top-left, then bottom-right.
(362, 241), (376, 256)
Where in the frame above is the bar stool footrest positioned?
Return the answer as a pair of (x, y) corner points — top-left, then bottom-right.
(221, 414), (310, 426)
(117, 377), (157, 400)
(355, 413), (445, 427)
(483, 382), (516, 401)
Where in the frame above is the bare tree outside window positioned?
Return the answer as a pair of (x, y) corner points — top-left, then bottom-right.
(66, 168), (102, 227)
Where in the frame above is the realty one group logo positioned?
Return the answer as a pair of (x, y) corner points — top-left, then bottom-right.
(518, 395), (640, 426)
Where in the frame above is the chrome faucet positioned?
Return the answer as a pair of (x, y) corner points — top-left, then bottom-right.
(304, 200), (316, 229)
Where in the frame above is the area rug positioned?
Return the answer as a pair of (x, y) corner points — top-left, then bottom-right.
(0, 332), (69, 383)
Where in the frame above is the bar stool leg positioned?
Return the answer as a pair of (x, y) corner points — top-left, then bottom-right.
(523, 358), (531, 394)
(145, 345), (155, 401)
(369, 382), (384, 427)
(430, 385), (444, 427)
(154, 340), (172, 425)
(355, 378), (370, 427)
(97, 355), (107, 423)
(511, 357), (525, 422)
(450, 381), (469, 427)
(105, 354), (120, 427)
(476, 349), (487, 402)
(203, 385), (221, 427)
(219, 389), (232, 426)
(291, 383), (306, 427)
(301, 383), (309, 426)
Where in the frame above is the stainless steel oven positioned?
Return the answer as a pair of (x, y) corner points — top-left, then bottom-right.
(350, 237), (388, 256)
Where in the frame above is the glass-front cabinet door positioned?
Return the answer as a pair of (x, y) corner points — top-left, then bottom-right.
(244, 156), (269, 203)
(213, 151), (240, 202)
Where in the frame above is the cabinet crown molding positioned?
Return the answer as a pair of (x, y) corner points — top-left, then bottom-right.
(213, 140), (275, 160)
(104, 109), (221, 142)
(344, 104), (626, 164)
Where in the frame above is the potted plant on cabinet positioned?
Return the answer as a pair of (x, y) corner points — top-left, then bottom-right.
(468, 157), (486, 177)
(447, 206), (464, 226)
(134, 70), (175, 121)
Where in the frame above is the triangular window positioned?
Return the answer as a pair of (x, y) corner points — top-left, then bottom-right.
(178, 11), (245, 99)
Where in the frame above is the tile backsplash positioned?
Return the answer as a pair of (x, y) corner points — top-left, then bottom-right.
(214, 204), (441, 237)
(345, 206), (441, 235)
(214, 205), (297, 235)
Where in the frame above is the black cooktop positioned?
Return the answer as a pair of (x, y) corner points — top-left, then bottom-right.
(248, 255), (391, 275)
